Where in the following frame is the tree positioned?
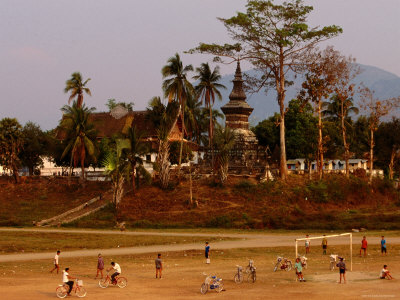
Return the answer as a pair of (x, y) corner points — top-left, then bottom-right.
(106, 99), (134, 111)
(214, 125), (235, 184)
(20, 122), (48, 175)
(64, 72), (92, 108)
(360, 87), (399, 182)
(122, 126), (149, 194)
(298, 47), (346, 179)
(0, 118), (23, 183)
(162, 53), (194, 179)
(59, 103), (97, 182)
(193, 63), (226, 168)
(188, 0), (341, 179)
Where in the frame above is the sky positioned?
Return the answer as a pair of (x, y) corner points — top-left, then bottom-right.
(1, 0), (400, 130)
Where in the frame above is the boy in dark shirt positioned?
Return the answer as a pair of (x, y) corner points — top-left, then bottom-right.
(155, 253), (163, 279)
(205, 242), (210, 264)
(336, 257), (346, 283)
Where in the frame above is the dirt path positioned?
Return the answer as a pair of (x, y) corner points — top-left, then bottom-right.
(0, 228), (398, 262)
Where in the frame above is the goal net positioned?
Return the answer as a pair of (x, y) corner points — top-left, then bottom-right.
(295, 233), (353, 271)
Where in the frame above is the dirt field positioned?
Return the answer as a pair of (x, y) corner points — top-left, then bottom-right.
(0, 230), (399, 299)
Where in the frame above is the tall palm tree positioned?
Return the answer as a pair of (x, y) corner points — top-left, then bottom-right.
(193, 63), (226, 149)
(123, 126), (149, 194)
(60, 102), (97, 182)
(64, 72), (92, 108)
(161, 53), (194, 178)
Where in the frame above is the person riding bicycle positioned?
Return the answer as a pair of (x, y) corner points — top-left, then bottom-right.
(62, 267), (75, 296)
(107, 262), (121, 284)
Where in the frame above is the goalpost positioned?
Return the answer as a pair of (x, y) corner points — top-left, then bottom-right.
(295, 233), (353, 271)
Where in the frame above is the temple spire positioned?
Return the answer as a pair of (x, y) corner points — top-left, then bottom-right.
(229, 60), (247, 102)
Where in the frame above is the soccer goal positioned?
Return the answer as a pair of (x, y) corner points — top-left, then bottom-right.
(295, 233), (353, 271)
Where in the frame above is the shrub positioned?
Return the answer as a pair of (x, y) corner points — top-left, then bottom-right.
(306, 181), (328, 203)
(234, 180), (256, 193)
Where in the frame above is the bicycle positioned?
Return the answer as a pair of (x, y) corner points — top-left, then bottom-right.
(56, 279), (86, 298)
(273, 257), (292, 272)
(200, 274), (224, 294)
(99, 271), (128, 288)
(234, 265), (243, 283)
(245, 260), (256, 283)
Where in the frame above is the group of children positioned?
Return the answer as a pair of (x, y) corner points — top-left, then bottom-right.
(295, 234), (393, 283)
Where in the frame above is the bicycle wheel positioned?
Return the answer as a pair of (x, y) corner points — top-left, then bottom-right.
(247, 271), (256, 283)
(234, 273), (243, 283)
(56, 286), (68, 298)
(200, 283), (208, 294)
(216, 282), (224, 293)
(76, 286), (87, 298)
(273, 263), (279, 272)
(99, 278), (109, 288)
(117, 277), (127, 288)
(285, 261), (292, 271)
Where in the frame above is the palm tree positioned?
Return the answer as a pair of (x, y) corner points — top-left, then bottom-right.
(123, 126), (149, 194)
(161, 53), (194, 179)
(193, 63), (226, 156)
(323, 94), (359, 176)
(64, 72), (92, 108)
(213, 125), (235, 184)
(60, 102), (97, 182)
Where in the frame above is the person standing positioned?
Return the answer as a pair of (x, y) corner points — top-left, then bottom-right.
(359, 236), (368, 257)
(155, 253), (163, 279)
(205, 242), (210, 264)
(295, 257), (305, 282)
(50, 250), (61, 274)
(305, 235), (311, 254)
(95, 253), (104, 279)
(381, 236), (387, 256)
(322, 235), (328, 255)
(336, 257), (346, 283)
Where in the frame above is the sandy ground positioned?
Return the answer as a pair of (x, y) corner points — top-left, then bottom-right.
(0, 229), (399, 299)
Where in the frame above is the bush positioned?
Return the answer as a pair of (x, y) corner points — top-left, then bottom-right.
(206, 215), (233, 228)
(234, 180), (256, 193)
(306, 181), (328, 203)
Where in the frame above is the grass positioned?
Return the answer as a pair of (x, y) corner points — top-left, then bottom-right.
(0, 231), (236, 254)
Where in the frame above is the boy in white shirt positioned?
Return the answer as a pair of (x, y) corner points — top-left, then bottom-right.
(50, 250), (61, 274)
(62, 267), (75, 296)
(380, 265), (393, 280)
(107, 262), (121, 284)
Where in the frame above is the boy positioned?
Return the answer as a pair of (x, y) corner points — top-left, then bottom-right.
(381, 236), (387, 256)
(155, 253), (163, 279)
(336, 257), (346, 283)
(380, 265), (393, 280)
(62, 267), (76, 296)
(305, 234), (311, 254)
(295, 257), (305, 282)
(360, 236), (368, 257)
(95, 253), (104, 279)
(322, 235), (328, 255)
(205, 242), (210, 264)
(107, 262), (121, 284)
(50, 250), (61, 274)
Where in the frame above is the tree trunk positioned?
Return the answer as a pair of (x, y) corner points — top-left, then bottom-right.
(159, 140), (170, 189)
(12, 164), (20, 183)
(341, 103), (349, 178)
(389, 147), (396, 180)
(177, 109), (184, 182)
(278, 49), (287, 180)
(317, 100), (324, 180)
(279, 109), (287, 180)
(28, 166), (34, 176)
(209, 105), (214, 172)
(369, 129), (374, 183)
(131, 161), (136, 194)
(189, 160), (193, 206)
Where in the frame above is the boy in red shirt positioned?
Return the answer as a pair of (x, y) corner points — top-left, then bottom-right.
(359, 236), (368, 257)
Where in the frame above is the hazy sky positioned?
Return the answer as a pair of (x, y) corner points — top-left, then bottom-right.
(1, 0), (400, 129)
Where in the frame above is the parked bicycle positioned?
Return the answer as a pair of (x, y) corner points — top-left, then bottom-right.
(200, 274), (224, 294)
(99, 271), (128, 288)
(234, 265), (243, 283)
(273, 257), (292, 272)
(56, 279), (86, 298)
(246, 259), (256, 283)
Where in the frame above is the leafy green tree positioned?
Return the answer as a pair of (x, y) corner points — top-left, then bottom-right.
(253, 113), (280, 150)
(0, 118), (23, 183)
(106, 99), (134, 111)
(20, 122), (48, 175)
(64, 72), (92, 108)
(59, 102), (97, 181)
(162, 53), (194, 179)
(376, 118), (400, 179)
(350, 116), (369, 159)
(214, 125), (235, 184)
(188, 0), (342, 179)
(193, 62), (226, 167)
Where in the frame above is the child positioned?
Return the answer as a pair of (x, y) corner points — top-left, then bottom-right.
(305, 234), (311, 254)
(360, 236), (368, 257)
(295, 257), (305, 282)
(155, 253), (163, 279)
(336, 257), (346, 283)
(380, 265), (393, 280)
(322, 235), (328, 255)
(63, 267), (76, 296)
(381, 236), (387, 256)
(205, 242), (210, 264)
(50, 250), (61, 274)
(95, 253), (104, 279)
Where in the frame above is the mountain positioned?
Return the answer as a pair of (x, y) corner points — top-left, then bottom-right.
(213, 64), (400, 126)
